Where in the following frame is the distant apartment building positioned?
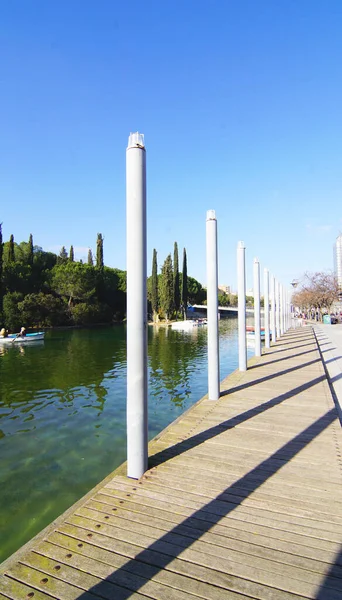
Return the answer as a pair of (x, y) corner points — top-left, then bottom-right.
(218, 284), (231, 294)
(334, 234), (342, 289)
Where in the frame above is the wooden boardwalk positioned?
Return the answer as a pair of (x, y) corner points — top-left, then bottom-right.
(1, 326), (342, 599)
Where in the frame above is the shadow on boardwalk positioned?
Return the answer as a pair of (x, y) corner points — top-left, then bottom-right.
(74, 379), (341, 599)
(315, 547), (342, 599)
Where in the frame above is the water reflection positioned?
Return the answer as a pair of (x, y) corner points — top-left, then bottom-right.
(149, 325), (207, 407)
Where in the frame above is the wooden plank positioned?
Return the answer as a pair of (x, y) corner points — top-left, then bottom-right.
(84, 498), (342, 567)
(104, 479), (342, 540)
(59, 516), (342, 599)
(32, 541), (234, 600)
(22, 551), (191, 600)
(91, 493), (342, 560)
(3, 564), (100, 600)
(50, 525), (314, 600)
(98, 486), (342, 552)
(76, 502), (342, 578)
(0, 577), (52, 600)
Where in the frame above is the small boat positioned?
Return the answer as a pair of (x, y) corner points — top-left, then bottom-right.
(0, 332), (45, 344)
(171, 319), (207, 330)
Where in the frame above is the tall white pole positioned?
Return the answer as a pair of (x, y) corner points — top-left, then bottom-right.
(126, 132), (148, 479)
(280, 284), (284, 335)
(283, 286), (288, 331)
(264, 268), (270, 348)
(253, 258), (261, 357)
(276, 280), (281, 339)
(271, 276), (276, 343)
(206, 210), (220, 400)
(237, 241), (247, 371)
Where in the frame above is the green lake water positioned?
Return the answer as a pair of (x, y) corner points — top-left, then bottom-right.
(0, 318), (252, 562)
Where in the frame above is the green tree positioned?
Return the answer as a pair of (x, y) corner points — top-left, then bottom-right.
(0, 223), (3, 316)
(173, 242), (180, 317)
(57, 246), (68, 265)
(181, 248), (188, 319)
(151, 249), (159, 322)
(187, 276), (206, 305)
(87, 248), (93, 266)
(18, 293), (67, 327)
(27, 234), (34, 266)
(7, 234), (15, 263)
(50, 262), (96, 307)
(3, 292), (24, 331)
(69, 245), (74, 262)
(160, 254), (173, 321)
(96, 233), (104, 268)
(218, 293), (230, 307)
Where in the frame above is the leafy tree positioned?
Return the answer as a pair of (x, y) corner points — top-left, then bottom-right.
(181, 248), (188, 319)
(218, 293), (230, 307)
(88, 249), (93, 266)
(0, 223), (3, 316)
(173, 242), (180, 316)
(7, 234), (15, 263)
(57, 246), (68, 265)
(187, 276), (206, 304)
(160, 254), (174, 321)
(3, 292), (24, 331)
(50, 262), (96, 307)
(70, 302), (110, 326)
(18, 293), (67, 327)
(230, 294), (238, 307)
(151, 249), (158, 322)
(28, 234), (34, 266)
(69, 245), (74, 262)
(96, 233), (104, 268)
(3, 262), (32, 295)
(292, 271), (339, 319)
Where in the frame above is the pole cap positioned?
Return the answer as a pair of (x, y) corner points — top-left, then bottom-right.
(127, 132), (145, 149)
(206, 209), (216, 221)
(237, 241), (245, 249)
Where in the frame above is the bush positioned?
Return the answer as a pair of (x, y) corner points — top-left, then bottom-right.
(17, 293), (68, 327)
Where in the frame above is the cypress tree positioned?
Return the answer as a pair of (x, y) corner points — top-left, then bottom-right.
(96, 233), (104, 268)
(28, 233), (34, 266)
(160, 254), (174, 321)
(8, 234), (15, 263)
(181, 247), (188, 320)
(151, 249), (158, 322)
(173, 242), (180, 317)
(57, 246), (68, 264)
(87, 248), (94, 266)
(69, 245), (74, 262)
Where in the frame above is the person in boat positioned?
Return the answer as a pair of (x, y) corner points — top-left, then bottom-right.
(0, 328), (8, 338)
(16, 327), (26, 339)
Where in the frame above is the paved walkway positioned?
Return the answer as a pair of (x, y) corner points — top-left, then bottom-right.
(1, 326), (342, 599)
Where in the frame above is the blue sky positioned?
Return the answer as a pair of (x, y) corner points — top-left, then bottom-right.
(1, 1), (341, 291)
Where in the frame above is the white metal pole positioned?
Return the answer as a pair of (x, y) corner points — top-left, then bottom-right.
(237, 241), (247, 371)
(271, 276), (276, 342)
(264, 268), (270, 348)
(253, 258), (261, 357)
(280, 284), (284, 335)
(206, 210), (220, 400)
(276, 280), (281, 338)
(126, 132), (148, 479)
(283, 287), (288, 331)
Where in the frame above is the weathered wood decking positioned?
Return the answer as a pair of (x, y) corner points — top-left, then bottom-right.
(1, 326), (342, 599)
